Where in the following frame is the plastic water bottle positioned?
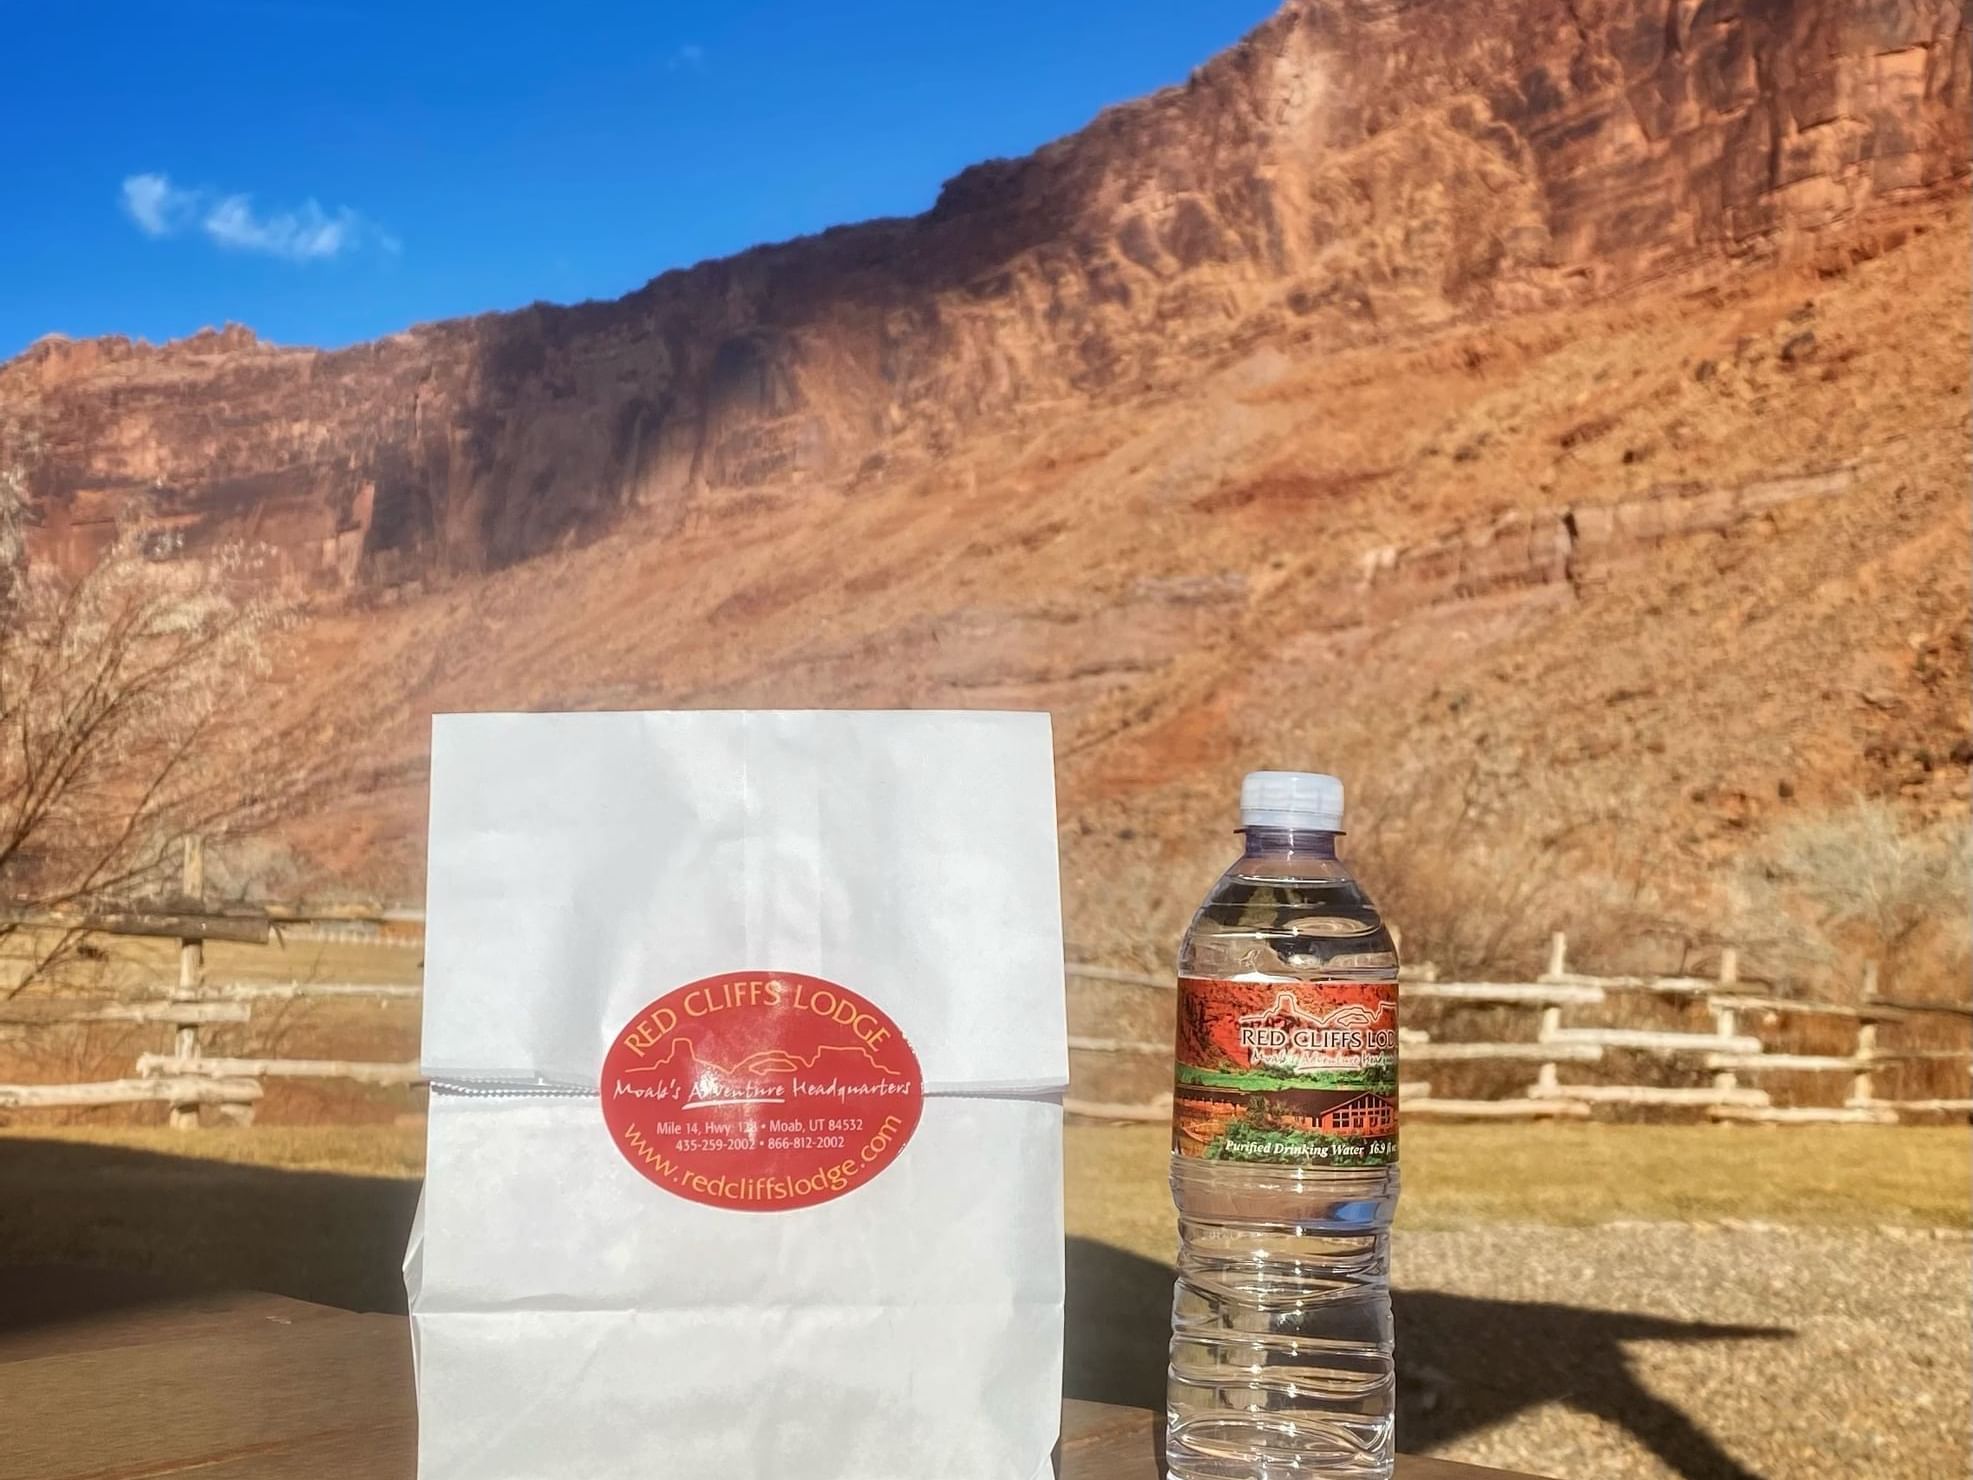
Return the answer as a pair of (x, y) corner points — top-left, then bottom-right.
(1167, 771), (1400, 1479)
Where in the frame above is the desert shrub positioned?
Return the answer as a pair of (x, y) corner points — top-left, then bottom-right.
(1731, 799), (1971, 1002)
(1342, 756), (1685, 980)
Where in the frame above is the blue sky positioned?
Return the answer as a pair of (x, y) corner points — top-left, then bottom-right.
(1, 0), (1279, 357)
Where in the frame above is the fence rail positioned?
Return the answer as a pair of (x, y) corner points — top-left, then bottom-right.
(4, 882), (1969, 1127)
(1064, 934), (1971, 1126)
(0, 1075), (262, 1111)
(203, 981), (425, 1001)
(133, 1054), (423, 1086)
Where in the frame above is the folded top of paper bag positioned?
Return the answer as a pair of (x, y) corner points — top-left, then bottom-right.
(422, 709), (1068, 1096)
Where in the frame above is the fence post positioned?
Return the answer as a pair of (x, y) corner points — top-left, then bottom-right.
(1544, 932), (1568, 982)
(1711, 948), (1740, 1098)
(1851, 960), (1880, 1109)
(1535, 932), (1567, 1093)
(168, 836), (205, 1131)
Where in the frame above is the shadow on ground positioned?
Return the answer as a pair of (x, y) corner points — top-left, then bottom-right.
(1067, 1237), (1789, 1480)
(0, 1138), (1789, 1480)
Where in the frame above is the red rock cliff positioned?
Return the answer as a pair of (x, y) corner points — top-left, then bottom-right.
(3, 0), (1966, 586)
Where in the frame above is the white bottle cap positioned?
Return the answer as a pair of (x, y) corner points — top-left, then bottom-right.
(1240, 770), (1345, 831)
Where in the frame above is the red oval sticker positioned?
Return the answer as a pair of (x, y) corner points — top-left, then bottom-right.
(600, 971), (924, 1211)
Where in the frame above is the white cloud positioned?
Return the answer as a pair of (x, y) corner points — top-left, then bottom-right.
(205, 195), (344, 260)
(669, 42), (706, 69)
(119, 171), (396, 262)
(121, 173), (199, 237)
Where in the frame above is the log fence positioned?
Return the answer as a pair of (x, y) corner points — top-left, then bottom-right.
(1062, 932), (1970, 1126)
(1, 836), (422, 1127)
(3, 879), (1968, 1128)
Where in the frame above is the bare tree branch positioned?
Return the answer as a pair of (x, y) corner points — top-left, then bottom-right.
(2, 415), (302, 997)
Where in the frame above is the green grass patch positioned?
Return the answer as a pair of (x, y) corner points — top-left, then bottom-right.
(1175, 1063), (1388, 1092)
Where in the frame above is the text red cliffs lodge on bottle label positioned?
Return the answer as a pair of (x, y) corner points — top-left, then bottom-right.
(1173, 977), (1398, 1167)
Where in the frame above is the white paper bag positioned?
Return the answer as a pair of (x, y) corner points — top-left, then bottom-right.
(405, 710), (1068, 1480)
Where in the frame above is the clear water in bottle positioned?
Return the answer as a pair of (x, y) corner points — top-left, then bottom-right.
(1167, 771), (1400, 1480)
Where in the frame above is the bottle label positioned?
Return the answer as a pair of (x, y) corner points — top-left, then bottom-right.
(600, 971), (924, 1211)
(1173, 977), (1398, 1167)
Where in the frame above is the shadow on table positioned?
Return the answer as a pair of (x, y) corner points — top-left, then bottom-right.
(1066, 1237), (1788, 1480)
(0, 1134), (420, 1327)
(0, 1137), (1786, 1480)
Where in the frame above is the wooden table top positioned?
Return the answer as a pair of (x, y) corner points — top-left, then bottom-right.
(0, 1272), (1542, 1479)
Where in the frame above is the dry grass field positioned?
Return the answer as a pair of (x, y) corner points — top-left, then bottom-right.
(1, 1119), (1961, 1296)
(1067, 1122), (1972, 1262)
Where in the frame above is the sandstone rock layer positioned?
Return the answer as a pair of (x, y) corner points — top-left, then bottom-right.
(5, 0), (1966, 586)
